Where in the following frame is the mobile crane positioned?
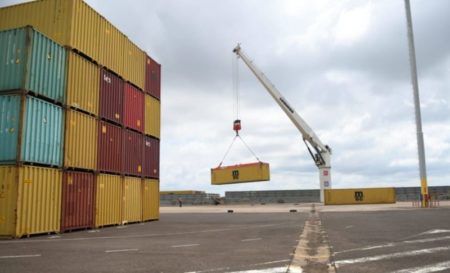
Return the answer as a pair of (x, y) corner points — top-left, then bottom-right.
(233, 44), (332, 203)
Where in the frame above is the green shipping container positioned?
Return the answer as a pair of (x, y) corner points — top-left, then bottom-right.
(0, 27), (66, 102)
(0, 95), (64, 166)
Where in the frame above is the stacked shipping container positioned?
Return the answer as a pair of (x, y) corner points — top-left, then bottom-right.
(0, 0), (161, 238)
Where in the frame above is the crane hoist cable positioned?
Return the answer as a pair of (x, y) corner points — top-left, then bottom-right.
(217, 54), (261, 167)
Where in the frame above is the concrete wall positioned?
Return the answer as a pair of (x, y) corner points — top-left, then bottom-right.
(160, 193), (221, 206)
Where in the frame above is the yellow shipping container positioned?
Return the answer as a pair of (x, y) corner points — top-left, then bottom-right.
(64, 110), (98, 170)
(142, 179), (160, 221)
(0, 166), (61, 238)
(95, 174), (122, 227)
(144, 94), (161, 138)
(67, 51), (100, 116)
(123, 38), (145, 90)
(123, 177), (142, 223)
(324, 188), (396, 205)
(211, 162), (270, 185)
(99, 19), (125, 77)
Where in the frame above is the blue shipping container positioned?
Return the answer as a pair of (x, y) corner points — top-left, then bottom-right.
(0, 95), (63, 166)
(0, 27), (66, 102)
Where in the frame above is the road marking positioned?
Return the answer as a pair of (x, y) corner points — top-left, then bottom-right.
(105, 248), (138, 253)
(335, 246), (450, 266)
(87, 230), (100, 233)
(225, 267), (288, 273)
(335, 235), (450, 254)
(0, 254), (41, 259)
(172, 244), (200, 248)
(241, 238), (262, 242)
(0, 222), (294, 245)
(48, 235), (61, 239)
(420, 229), (450, 235)
(185, 259), (290, 273)
(389, 260), (450, 273)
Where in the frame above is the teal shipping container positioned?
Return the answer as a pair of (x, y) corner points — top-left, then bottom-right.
(0, 27), (66, 103)
(0, 95), (63, 166)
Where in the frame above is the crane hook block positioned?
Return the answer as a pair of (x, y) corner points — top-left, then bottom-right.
(233, 119), (241, 133)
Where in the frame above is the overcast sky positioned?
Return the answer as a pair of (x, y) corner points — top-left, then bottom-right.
(3, 0), (449, 195)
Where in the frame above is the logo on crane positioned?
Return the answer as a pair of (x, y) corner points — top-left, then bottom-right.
(354, 191), (364, 202)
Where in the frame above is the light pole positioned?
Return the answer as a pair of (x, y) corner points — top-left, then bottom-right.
(404, 0), (429, 208)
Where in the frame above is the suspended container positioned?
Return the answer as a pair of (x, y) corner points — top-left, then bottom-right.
(64, 109), (98, 171)
(123, 129), (143, 176)
(144, 55), (161, 100)
(0, 95), (63, 166)
(324, 188), (396, 205)
(100, 68), (123, 125)
(123, 39), (145, 91)
(61, 171), (95, 232)
(97, 121), (122, 174)
(95, 174), (122, 227)
(211, 162), (270, 185)
(123, 177), (142, 224)
(143, 136), (160, 179)
(142, 179), (160, 221)
(0, 166), (61, 238)
(66, 51), (100, 116)
(144, 94), (161, 139)
(0, 27), (66, 103)
(124, 83), (144, 133)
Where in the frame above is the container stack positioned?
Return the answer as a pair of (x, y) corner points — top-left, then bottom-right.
(0, 0), (160, 238)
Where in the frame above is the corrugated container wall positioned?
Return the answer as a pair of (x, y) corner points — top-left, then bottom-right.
(61, 171), (95, 232)
(100, 69), (123, 125)
(0, 166), (61, 238)
(95, 174), (122, 227)
(124, 83), (144, 132)
(64, 110), (97, 170)
(142, 179), (159, 221)
(144, 94), (160, 139)
(143, 137), (160, 179)
(123, 129), (143, 176)
(145, 55), (161, 100)
(0, 95), (63, 166)
(99, 19), (125, 77)
(211, 162), (270, 185)
(0, 27), (66, 103)
(123, 39), (145, 91)
(123, 177), (142, 223)
(324, 188), (396, 205)
(66, 51), (100, 116)
(97, 121), (122, 174)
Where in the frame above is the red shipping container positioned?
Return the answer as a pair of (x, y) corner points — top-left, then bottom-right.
(124, 83), (144, 132)
(100, 69), (123, 125)
(123, 129), (143, 176)
(61, 171), (95, 232)
(98, 121), (122, 174)
(145, 55), (161, 100)
(143, 136), (160, 178)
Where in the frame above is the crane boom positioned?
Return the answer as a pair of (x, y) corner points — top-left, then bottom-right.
(233, 44), (332, 202)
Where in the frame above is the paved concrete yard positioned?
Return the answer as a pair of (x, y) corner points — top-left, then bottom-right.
(1, 202), (450, 273)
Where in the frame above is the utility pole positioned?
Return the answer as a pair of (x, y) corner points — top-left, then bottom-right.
(404, 0), (429, 208)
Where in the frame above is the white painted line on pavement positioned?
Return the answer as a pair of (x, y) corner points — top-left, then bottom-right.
(420, 229), (450, 235)
(390, 260), (450, 273)
(185, 259), (291, 273)
(335, 246), (450, 266)
(225, 266), (288, 273)
(241, 238), (262, 242)
(335, 235), (450, 254)
(172, 244), (200, 248)
(0, 254), (41, 259)
(105, 248), (138, 253)
(48, 235), (61, 239)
